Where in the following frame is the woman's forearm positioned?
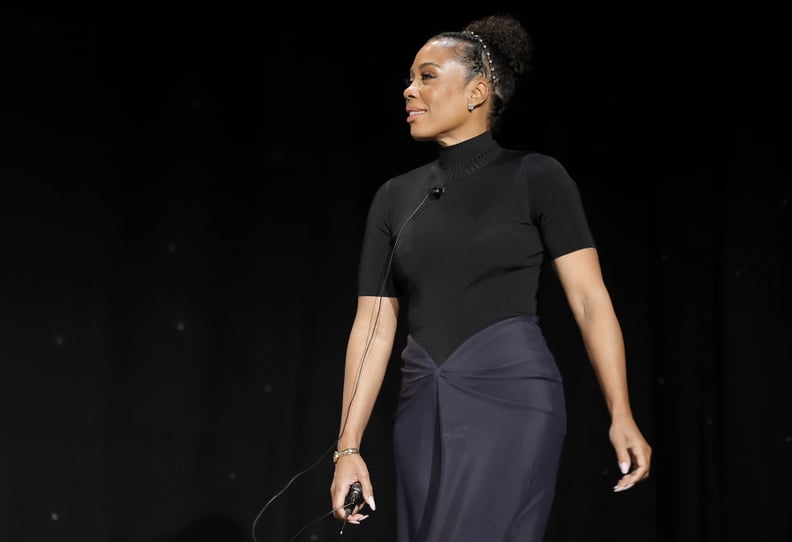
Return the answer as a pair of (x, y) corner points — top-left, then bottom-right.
(574, 293), (634, 420)
(337, 296), (399, 449)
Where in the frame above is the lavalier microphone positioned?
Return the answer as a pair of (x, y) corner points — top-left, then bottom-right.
(252, 164), (446, 542)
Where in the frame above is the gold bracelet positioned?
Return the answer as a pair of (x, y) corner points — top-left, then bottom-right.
(333, 447), (360, 463)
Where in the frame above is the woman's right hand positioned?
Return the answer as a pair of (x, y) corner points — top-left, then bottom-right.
(330, 453), (376, 523)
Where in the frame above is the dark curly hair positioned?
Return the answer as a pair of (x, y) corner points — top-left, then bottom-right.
(434, 13), (533, 130)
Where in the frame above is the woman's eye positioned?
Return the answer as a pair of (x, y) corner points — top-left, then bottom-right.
(404, 73), (435, 88)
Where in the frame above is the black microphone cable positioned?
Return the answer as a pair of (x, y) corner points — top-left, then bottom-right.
(251, 180), (444, 542)
(333, 182), (444, 452)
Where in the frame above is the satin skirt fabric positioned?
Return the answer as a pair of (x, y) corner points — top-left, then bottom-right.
(393, 316), (566, 542)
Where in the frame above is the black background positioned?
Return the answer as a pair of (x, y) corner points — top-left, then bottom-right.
(1, 2), (789, 541)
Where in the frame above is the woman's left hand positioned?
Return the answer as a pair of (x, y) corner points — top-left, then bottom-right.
(609, 416), (652, 492)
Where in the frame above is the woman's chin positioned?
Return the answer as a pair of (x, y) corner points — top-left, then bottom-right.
(409, 128), (434, 142)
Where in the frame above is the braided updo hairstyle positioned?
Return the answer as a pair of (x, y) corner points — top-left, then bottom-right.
(435, 13), (533, 130)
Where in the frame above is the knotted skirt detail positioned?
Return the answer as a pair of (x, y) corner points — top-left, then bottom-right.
(394, 316), (566, 542)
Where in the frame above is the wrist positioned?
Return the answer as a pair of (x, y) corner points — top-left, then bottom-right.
(333, 447), (360, 463)
(609, 408), (634, 422)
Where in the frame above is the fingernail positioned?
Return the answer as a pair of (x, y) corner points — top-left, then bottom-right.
(367, 495), (376, 511)
(348, 520), (360, 525)
(620, 462), (630, 474)
(359, 515), (369, 521)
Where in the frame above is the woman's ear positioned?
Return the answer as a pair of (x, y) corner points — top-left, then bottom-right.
(468, 79), (490, 107)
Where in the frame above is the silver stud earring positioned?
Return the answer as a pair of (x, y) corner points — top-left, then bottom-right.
(467, 102), (475, 112)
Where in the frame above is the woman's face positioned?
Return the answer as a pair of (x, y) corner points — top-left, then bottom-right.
(403, 39), (482, 146)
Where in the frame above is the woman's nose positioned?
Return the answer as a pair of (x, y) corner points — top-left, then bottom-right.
(403, 81), (416, 99)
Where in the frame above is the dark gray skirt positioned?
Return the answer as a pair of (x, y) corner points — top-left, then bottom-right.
(393, 316), (566, 542)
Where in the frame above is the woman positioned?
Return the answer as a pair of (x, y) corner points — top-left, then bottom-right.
(329, 13), (651, 541)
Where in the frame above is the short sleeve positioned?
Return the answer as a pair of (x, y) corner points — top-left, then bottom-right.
(357, 181), (400, 297)
(525, 155), (596, 259)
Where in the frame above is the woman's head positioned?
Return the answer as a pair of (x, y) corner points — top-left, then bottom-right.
(403, 14), (532, 145)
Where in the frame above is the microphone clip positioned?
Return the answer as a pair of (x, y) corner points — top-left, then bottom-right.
(428, 186), (445, 198)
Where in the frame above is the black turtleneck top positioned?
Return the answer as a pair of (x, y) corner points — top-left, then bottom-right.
(358, 131), (595, 365)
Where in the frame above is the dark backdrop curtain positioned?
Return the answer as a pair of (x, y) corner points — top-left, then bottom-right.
(0, 3), (789, 542)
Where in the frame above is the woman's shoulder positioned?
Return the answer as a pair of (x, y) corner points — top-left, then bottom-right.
(388, 160), (439, 184)
(494, 149), (572, 185)
(509, 149), (566, 173)
(368, 160), (440, 205)
(375, 161), (440, 198)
